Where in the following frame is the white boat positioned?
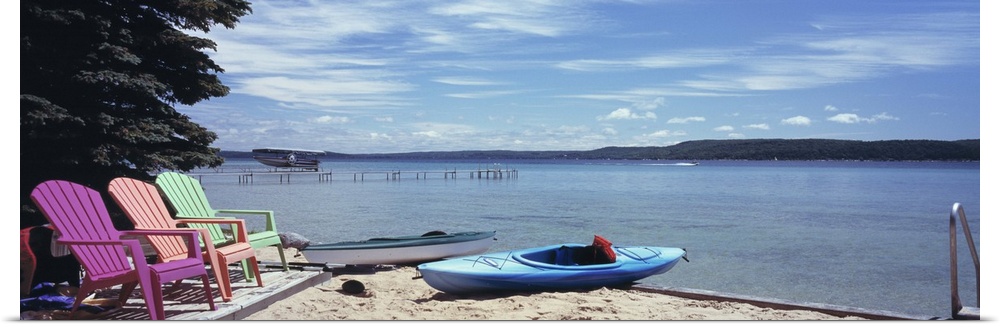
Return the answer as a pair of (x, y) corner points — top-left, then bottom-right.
(251, 148), (326, 171)
(642, 162), (699, 166)
(300, 231), (497, 265)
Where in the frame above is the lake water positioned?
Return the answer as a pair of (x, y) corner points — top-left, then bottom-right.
(192, 159), (980, 318)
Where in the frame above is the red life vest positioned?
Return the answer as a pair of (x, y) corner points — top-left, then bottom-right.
(592, 235), (616, 263)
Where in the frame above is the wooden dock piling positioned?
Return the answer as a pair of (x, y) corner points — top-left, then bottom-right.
(186, 166), (517, 184)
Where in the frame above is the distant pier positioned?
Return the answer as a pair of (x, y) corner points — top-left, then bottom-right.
(182, 165), (518, 184)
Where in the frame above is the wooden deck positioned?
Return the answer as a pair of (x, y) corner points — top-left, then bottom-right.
(91, 262), (333, 320)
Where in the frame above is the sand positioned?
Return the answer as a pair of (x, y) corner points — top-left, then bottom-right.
(243, 248), (865, 321)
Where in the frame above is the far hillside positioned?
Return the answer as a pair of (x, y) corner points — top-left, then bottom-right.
(220, 139), (979, 162)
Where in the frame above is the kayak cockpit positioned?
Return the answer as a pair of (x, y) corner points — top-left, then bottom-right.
(513, 244), (624, 270)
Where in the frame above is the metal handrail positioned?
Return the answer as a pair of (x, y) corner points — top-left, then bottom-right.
(949, 203), (980, 320)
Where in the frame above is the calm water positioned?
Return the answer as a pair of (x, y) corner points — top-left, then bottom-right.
(194, 159), (980, 318)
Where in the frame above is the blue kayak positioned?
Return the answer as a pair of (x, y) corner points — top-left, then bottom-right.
(416, 243), (686, 294)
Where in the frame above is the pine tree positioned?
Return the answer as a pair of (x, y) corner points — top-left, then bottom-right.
(21, 0), (252, 227)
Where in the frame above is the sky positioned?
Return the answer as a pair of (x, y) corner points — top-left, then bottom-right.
(177, 0), (983, 154)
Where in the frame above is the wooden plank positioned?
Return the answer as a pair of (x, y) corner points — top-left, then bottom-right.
(91, 265), (330, 320)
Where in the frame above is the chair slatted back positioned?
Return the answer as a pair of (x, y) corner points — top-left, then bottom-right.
(108, 177), (189, 262)
(155, 172), (228, 244)
(30, 180), (132, 278)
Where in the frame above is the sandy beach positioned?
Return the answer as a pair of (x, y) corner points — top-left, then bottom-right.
(244, 248), (865, 321)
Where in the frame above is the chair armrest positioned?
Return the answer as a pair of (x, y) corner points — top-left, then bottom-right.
(122, 229), (200, 238)
(54, 238), (130, 246)
(174, 218), (250, 244)
(55, 238), (153, 267)
(132, 227), (222, 255)
(121, 229), (204, 261)
(216, 209), (272, 216)
(172, 215), (240, 244)
(215, 209), (278, 232)
(175, 214), (235, 220)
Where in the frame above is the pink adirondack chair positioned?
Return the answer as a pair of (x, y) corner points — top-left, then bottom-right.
(108, 177), (263, 302)
(30, 180), (216, 320)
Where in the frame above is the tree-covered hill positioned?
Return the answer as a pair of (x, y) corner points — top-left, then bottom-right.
(222, 139), (979, 161)
(577, 139), (980, 161)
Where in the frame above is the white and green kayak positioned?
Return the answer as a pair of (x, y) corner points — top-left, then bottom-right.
(300, 231), (496, 265)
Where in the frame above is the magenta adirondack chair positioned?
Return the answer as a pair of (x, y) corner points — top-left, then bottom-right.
(108, 177), (263, 302)
(30, 180), (216, 320)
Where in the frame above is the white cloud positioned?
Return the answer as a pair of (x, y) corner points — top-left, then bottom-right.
(827, 112), (899, 124)
(635, 97), (666, 111)
(824, 105), (839, 112)
(872, 112), (900, 121)
(547, 125), (590, 136)
(413, 131), (442, 138)
(597, 108), (657, 121)
(667, 116), (706, 124)
(781, 116), (812, 126)
(486, 115), (516, 124)
(555, 49), (735, 71)
(410, 122), (476, 134)
(374, 116), (394, 123)
(675, 12), (978, 92)
(429, 1), (591, 37)
(644, 130), (673, 138)
(235, 75), (414, 108)
(743, 124), (771, 130)
(432, 77), (503, 86)
(445, 90), (520, 99)
(309, 115), (351, 124)
(828, 113), (862, 124)
(630, 129), (679, 145)
(728, 133), (745, 138)
(714, 125), (735, 132)
(565, 87), (744, 103)
(198, 0), (604, 111)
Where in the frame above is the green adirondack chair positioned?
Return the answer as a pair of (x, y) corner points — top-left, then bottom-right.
(154, 172), (289, 276)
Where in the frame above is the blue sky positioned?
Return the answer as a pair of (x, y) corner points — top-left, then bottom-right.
(180, 0), (983, 154)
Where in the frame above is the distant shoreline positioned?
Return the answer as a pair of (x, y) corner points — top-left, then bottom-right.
(222, 138), (979, 162)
